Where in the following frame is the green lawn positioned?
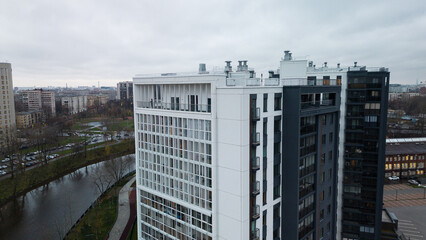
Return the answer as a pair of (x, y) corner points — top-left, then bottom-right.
(65, 175), (134, 240)
(0, 140), (135, 206)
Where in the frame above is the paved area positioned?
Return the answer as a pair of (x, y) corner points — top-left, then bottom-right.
(383, 184), (426, 208)
(388, 205), (426, 240)
(109, 176), (136, 240)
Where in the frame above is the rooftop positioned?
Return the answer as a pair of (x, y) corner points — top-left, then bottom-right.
(386, 141), (426, 155)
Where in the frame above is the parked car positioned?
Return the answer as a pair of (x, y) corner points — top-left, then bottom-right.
(388, 176), (400, 181)
(408, 179), (419, 185)
(0, 170), (7, 175)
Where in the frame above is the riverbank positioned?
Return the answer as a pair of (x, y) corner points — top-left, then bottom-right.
(0, 139), (135, 207)
(65, 174), (135, 240)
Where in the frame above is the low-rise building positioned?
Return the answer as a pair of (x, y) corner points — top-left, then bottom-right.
(87, 95), (108, 107)
(385, 138), (426, 178)
(15, 110), (44, 128)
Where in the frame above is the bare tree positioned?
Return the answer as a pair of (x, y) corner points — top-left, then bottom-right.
(103, 155), (133, 187)
(91, 164), (113, 195)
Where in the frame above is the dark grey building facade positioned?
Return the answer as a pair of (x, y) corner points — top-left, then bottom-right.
(282, 85), (341, 240)
(341, 69), (390, 240)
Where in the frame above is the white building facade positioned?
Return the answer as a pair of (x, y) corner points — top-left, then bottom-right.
(134, 53), (389, 240)
(134, 61), (283, 240)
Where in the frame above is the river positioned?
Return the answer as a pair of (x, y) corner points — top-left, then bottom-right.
(0, 154), (135, 240)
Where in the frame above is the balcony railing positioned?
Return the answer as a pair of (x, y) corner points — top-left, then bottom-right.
(252, 205), (260, 220)
(252, 181), (260, 195)
(252, 132), (260, 146)
(301, 99), (335, 110)
(298, 203), (314, 219)
(252, 228), (260, 240)
(252, 107), (260, 121)
(252, 156), (260, 171)
(136, 101), (211, 113)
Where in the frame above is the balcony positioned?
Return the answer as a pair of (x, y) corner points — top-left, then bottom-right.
(252, 205), (260, 220)
(252, 228), (260, 240)
(252, 181), (260, 195)
(299, 203), (314, 219)
(252, 107), (260, 121)
(252, 156), (260, 171)
(252, 132), (260, 146)
(136, 101), (212, 113)
(299, 184), (314, 199)
(301, 99), (335, 110)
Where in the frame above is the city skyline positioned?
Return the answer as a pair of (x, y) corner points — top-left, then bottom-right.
(1, 0), (425, 87)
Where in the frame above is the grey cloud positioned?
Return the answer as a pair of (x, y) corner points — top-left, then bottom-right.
(0, 0), (425, 87)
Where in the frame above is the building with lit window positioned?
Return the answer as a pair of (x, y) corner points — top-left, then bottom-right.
(133, 51), (389, 240)
(385, 138), (426, 179)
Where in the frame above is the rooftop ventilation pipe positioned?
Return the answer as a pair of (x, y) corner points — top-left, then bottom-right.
(284, 50), (292, 61)
(243, 60), (248, 71)
(225, 61), (232, 72)
(199, 63), (207, 74)
(237, 61), (243, 71)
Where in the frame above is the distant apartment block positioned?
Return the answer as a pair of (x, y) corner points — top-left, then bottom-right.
(385, 138), (426, 178)
(20, 89), (56, 117)
(61, 95), (87, 114)
(133, 51), (389, 240)
(16, 110), (44, 128)
(0, 63), (16, 146)
(117, 81), (133, 101)
(87, 95), (108, 107)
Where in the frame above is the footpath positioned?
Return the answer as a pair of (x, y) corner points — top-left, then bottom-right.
(109, 176), (137, 240)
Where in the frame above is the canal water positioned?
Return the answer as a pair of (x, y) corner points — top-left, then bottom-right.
(0, 154), (135, 240)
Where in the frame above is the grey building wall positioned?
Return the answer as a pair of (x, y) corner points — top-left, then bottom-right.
(282, 86), (341, 240)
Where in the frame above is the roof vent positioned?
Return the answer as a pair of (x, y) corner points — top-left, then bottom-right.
(225, 61), (232, 72)
(199, 63), (207, 74)
(308, 61), (313, 67)
(284, 50), (292, 61)
(243, 60), (248, 71)
(324, 62), (328, 68)
(237, 61), (243, 71)
(337, 63), (340, 68)
(354, 61), (358, 67)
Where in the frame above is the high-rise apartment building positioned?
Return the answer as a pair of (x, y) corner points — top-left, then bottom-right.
(117, 81), (133, 101)
(341, 65), (389, 240)
(133, 52), (389, 240)
(0, 63), (16, 147)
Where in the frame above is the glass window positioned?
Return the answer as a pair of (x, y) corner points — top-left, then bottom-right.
(263, 94), (268, 112)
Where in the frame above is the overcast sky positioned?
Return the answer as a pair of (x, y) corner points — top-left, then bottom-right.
(1, 0), (425, 87)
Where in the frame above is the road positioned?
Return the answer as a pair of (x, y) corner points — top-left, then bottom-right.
(0, 135), (133, 181)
